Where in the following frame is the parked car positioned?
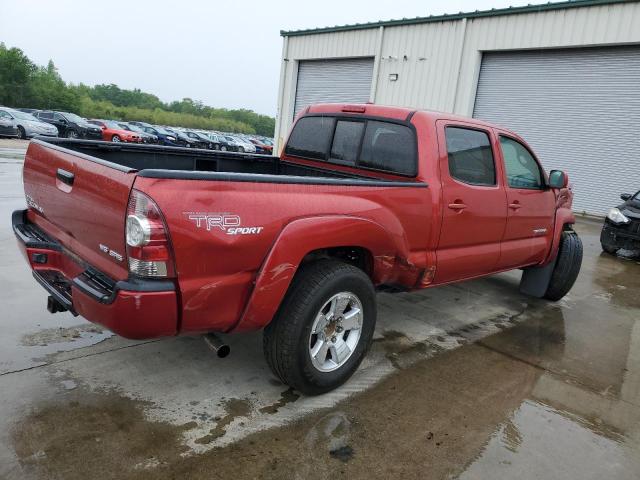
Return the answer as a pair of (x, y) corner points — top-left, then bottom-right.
(184, 130), (217, 149)
(0, 109), (19, 138)
(13, 103), (581, 395)
(140, 125), (180, 146)
(230, 135), (256, 153)
(165, 128), (199, 148)
(88, 119), (142, 143)
(600, 191), (640, 254)
(207, 133), (236, 151)
(221, 135), (246, 152)
(248, 138), (273, 154)
(118, 122), (158, 144)
(33, 110), (102, 140)
(0, 107), (58, 139)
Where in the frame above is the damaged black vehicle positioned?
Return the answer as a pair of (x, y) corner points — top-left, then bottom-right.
(601, 191), (640, 255)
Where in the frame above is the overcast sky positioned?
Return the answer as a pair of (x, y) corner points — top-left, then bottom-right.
(1, 0), (533, 116)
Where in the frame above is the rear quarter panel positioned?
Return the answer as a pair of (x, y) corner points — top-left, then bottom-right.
(133, 176), (433, 333)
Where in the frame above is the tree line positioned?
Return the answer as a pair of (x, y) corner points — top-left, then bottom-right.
(0, 43), (275, 135)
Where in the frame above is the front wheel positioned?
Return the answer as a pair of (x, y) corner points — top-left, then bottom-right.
(17, 126), (26, 139)
(66, 130), (79, 139)
(111, 135), (121, 142)
(544, 231), (583, 301)
(263, 260), (376, 395)
(221, 145), (227, 151)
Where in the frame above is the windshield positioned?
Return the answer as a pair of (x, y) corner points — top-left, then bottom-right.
(105, 120), (124, 129)
(156, 127), (174, 135)
(63, 112), (87, 124)
(10, 110), (39, 121)
(118, 123), (133, 131)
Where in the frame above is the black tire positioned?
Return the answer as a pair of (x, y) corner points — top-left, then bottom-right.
(601, 243), (619, 255)
(66, 130), (79, 139)
(17, 126), (26, 139)
(544, 231), (583, 301)
(263, 260), (376, 395)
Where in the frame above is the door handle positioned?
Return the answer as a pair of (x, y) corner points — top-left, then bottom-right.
(508, 202), (521, 210)
(56, 168), (74, 186)
(448, 203), (467, 210)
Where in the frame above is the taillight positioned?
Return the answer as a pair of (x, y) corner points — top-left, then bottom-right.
(125, 189), (175, 278)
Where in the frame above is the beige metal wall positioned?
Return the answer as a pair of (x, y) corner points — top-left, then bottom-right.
(275, 1), (640, 152)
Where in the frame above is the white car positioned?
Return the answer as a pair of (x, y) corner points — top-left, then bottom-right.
(228, 135), (256, 153)
(0, 108), (58, 139)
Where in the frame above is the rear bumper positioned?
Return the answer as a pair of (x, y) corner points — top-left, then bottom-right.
(12, 209), (178, 339)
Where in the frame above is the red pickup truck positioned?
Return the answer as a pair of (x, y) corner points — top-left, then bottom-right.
(13, 104), (582, 394)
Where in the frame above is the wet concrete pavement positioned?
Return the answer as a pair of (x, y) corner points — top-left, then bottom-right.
(1, 140), (639, 479)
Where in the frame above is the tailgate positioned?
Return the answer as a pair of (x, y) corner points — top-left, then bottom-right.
(22, 140), (136, 281)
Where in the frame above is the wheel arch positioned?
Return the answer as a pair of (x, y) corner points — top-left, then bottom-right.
(230, 215), (408, 333)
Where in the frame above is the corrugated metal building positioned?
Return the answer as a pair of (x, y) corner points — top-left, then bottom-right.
(275, 0), (640, 215)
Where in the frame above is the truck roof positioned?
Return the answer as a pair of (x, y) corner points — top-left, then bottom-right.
(305, 103), (512, 134)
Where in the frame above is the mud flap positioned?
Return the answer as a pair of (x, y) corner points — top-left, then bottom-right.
(519, 258), (557, 298)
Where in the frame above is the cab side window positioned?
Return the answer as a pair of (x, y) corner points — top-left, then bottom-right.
(445, 127), (496, 186)
(499, 136), (544, 189)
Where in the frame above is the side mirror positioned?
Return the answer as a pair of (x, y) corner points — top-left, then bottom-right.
(548, 170), (568, 189)
(620, 193), (632, 201)
(58, 118), (67, 124)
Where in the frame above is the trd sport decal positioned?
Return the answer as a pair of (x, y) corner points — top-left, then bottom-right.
(184, 212), (264, 235)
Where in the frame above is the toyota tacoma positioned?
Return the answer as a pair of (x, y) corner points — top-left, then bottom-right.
(13, 104), (582, 394)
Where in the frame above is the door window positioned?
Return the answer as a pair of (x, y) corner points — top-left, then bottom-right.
(39, 111), (53, 120)
(499, 136), (544, 189)
(0, 110), (12, 119)
(445, 127), (496, 186)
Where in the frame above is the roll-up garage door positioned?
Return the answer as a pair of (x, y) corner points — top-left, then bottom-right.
(473, 47), (640, 216)
(294, 58), (374, 118)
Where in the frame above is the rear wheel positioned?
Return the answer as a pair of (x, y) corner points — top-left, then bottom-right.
(544, 231), (583, 301)
(221, 145), (227, 151)
(111, 135), (121, 142)
(263, 260), (376, 395)
(66, 130), (79, 139)
(17, 126), (26, 139)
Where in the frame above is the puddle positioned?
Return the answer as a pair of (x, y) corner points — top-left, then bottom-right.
(258, 388), (300, 414)
(21, 324), (111, 347)
(194, 398), (251, 444)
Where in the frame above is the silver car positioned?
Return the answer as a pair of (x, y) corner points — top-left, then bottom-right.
(0, 108), (58, 139)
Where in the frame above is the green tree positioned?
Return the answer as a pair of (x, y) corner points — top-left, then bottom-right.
(0, 43), (36, 106)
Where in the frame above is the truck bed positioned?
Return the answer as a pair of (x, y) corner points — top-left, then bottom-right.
(40, 138), (415, 186)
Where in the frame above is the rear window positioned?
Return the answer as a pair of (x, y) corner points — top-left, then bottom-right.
(360, 121), (416, 175)
(286, 115), (417, 176)
(285, 116), (335, 161)
(330, 120), (364, 165)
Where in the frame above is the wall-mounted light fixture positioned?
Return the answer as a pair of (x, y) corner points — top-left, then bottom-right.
(389, 73), (399, 81)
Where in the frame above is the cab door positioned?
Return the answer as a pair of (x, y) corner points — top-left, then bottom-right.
(434, 122), (508, 284)
(495, 133), (555, 269)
